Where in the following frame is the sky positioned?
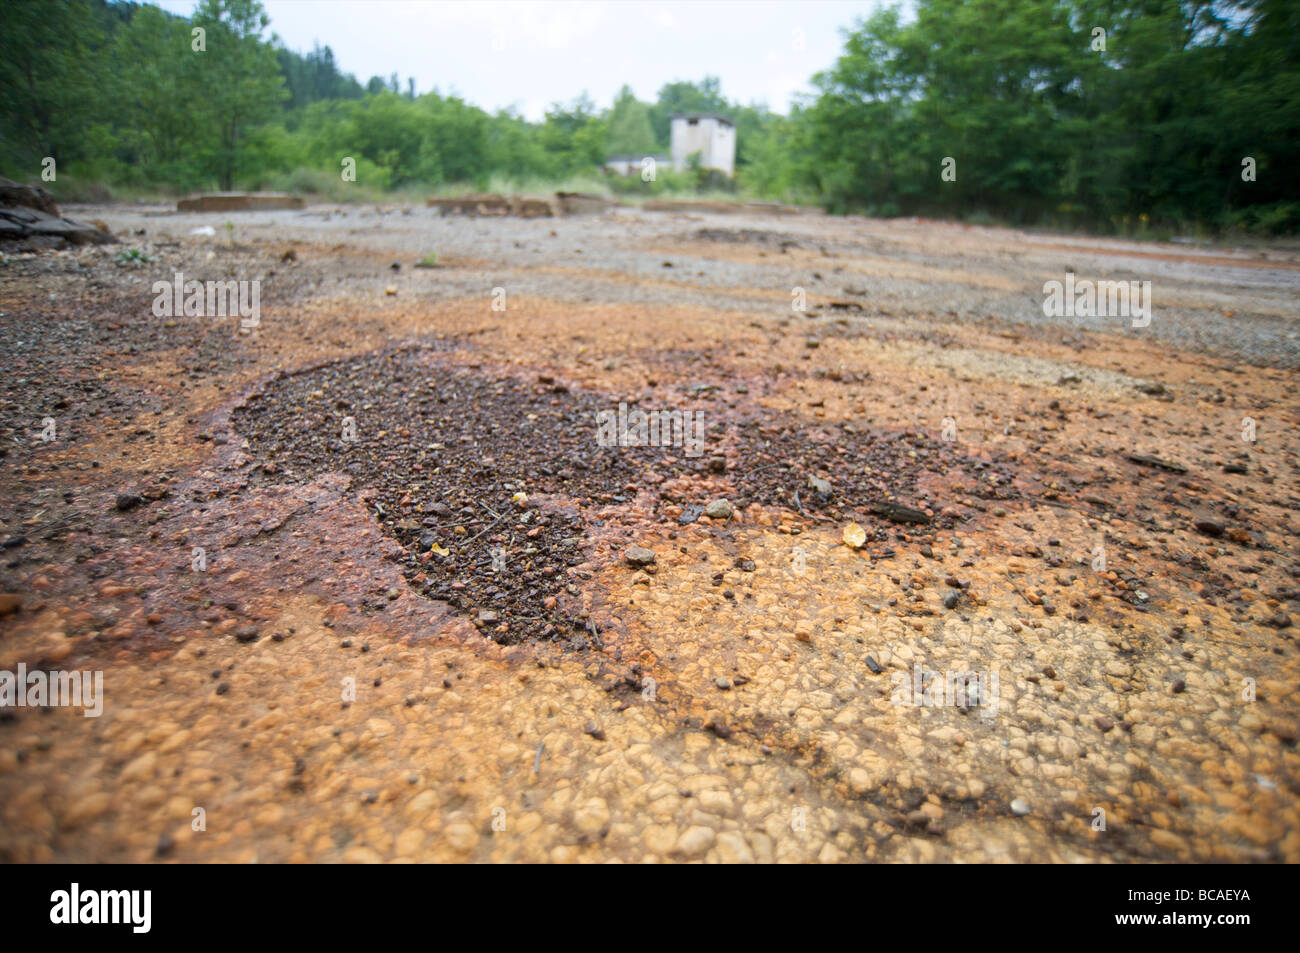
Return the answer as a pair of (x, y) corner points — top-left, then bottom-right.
(154, 0), (885, 119)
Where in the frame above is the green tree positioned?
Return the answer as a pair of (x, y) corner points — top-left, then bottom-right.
(605, 85), (657, 155)
(192, 0), (287, 189)
(0, 0), (112, 172)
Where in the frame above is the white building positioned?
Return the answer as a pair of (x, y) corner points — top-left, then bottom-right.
(670, 113), (735, 176)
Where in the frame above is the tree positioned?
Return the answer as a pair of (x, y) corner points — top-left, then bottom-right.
(605, 85), (657, 155)
(539, 94), (606, 175)
(191, 0), (287, 189)
(0, 0), (110, 171)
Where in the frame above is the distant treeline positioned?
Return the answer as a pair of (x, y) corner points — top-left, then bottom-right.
(2, 0), (1296, 234)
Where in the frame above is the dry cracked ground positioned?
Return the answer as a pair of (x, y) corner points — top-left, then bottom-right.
(1, 203), (1297, 863)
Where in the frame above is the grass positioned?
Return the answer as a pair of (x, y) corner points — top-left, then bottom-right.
(24, 165), (788, 211)
(425, 173), (613, 199)
(114, 248), (153, 264)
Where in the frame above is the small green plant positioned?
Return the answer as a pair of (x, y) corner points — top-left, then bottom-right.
(224, 220), (235, 245)
(114, 248), (152, 264)
(415, 251), (438, 268)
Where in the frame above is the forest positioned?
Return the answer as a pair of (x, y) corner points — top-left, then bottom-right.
(2, 0), (1296, 233)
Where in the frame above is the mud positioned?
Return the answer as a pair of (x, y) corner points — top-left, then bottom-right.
(0, 204), (1296, 863)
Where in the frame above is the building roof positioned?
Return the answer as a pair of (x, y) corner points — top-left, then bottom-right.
(669, 113), (735, 127)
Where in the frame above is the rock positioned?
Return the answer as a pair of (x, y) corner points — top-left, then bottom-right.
(0, 178), (115, 248)
(868, 501), (930, 525)
(674, 825), (716, 857)
(865, 655), (883, 674)
(1010, 798), (1031, 816)
(583, 721), (606, 741)
(120, 751), (157, 783)
(443, 822), (478, 851)
(807, 475), (832, 497)
(0, 594), (20, 617)
(1171, 679), (1186, 694)
(704, 499), (732, 520)
(1263, 612), (1291, 629)
(0, 177), (60, 216)
(234, 625), (260, 644)
(623, 546), (656, 567)
(1125, 453), (1187, 474)
(906, 809), (930, 828)
(1095, 715), (1115, 733)
(1193, 517), (1225, 537)
(572, 798), (610, 834)
(942, 590), (959, 610)
(114, 493), (144, 512)
(714, 831), (755, 863)
(714, 677), (732, 691)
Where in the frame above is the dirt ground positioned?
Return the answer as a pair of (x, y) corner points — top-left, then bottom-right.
(1, 203), (1297, 863)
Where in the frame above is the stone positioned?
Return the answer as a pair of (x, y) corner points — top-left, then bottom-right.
(0, 176), (115, 247)
(573, 798), (611, 834)
(674, 825), (716, 857)
(704, 499), (732, 520)
(623, 546), (656, 567)
(443, 822), (478, 851)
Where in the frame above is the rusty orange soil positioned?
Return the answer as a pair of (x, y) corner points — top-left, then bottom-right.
(0, 206), (1296, 862)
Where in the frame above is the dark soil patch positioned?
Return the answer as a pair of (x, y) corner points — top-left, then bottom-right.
(232, 343), (1025, 645)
